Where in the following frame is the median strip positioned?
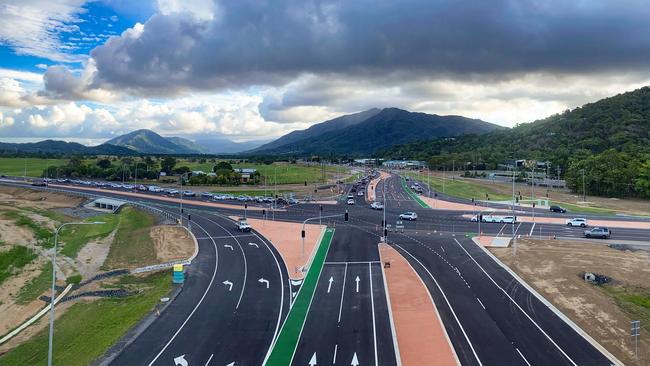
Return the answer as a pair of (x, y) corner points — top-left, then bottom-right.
(264, 228), (335, 366)
(401, 178), (429, 208)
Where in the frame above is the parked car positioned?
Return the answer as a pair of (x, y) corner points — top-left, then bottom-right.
(567, 218), (588, 227)
(347, 199), (355, 205)
(370, 202), (384, 210)
(288, 198), (299, 204)
(357, 190), (365, 196)
(584, 227), (611, 239)
(182, 190), (196, 197)
(137, 185), (147, 191)
(201, 192), (213, 198)
(167, 189), (179, 195)
(550, 205), (567, 213)
(499, 216), (517, 224)
(399, 212), (418, 220)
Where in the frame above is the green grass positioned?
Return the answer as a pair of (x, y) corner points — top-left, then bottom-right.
(265, 228), (334, 365)
(59, 214), (119, 258)
(0, 271), (172, 366)
(2, 210), (53, 245)
(407, 172), (512, 201)
(181, 161), (347, 184)
(0, 245), (37, 285)
(15, 262), (52, 304)
(103, 207), (156, 269)
(602, 285), (650, 334)
(0, 157), (68, 177)
(67, 274), (82, 285)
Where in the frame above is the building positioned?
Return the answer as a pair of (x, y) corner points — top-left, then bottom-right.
(234, 168), (257, 183)
(382, 160), (426, 169)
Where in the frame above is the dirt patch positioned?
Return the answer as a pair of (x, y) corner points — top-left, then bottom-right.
(0, 255), (46, 336)
(0, 218), (35, 246)
(0, 186), (84, 210)
(379, 244), (459, 366)
(75, 231), (116, 279)
(490, 238), (650, 365)
(150, 225), (195, 262)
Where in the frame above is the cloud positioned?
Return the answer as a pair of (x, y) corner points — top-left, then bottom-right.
(82, 0), (650, 95)
(0, 0), (89, 62)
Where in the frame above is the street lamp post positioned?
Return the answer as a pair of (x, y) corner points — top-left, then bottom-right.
(48, 221), (105, 366)
(301, 211), (348, 258)
(179, 172), (189, 226)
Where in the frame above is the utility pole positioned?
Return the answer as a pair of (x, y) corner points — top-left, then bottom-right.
(581, 169), (586, 202)
(531, 166), (535, 223)
(512, 166), (516, 256)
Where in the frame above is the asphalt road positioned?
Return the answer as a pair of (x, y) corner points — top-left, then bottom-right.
(2, 176), (647, 365)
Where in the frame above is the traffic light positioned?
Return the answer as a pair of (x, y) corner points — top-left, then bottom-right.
(532, 202), (536, 208)
(344, 210), (349, 221)
(471, 197), (474, 203)
(301, 230), (305, 238)
(245, 204), (248, 209)
(262, 209), (266, 216)
(320, 205), (323, 212)
(188, 214), (191, 221)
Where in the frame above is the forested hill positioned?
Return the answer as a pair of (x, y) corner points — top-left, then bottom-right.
(383, 86), (650, 198)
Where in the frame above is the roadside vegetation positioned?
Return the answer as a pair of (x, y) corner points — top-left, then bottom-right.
(0, 246), (37, 285)
(103, 207), (156, 269)
(0, 271), (172, 366)
(2, 210), (53, 246)
(15, 262), (52, 305)
(0, 157), (67, 177)
(58, 213), (119, 258)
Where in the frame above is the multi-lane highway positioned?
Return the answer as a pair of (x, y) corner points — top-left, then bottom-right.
(2, 173), (647, 365)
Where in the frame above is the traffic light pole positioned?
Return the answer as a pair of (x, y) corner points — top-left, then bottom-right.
(301, 210), (348, 259)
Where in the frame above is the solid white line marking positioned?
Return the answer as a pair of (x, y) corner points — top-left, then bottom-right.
(325, 261), (381, 265)
(476, 298), (486, 310)
(393, 244), (483, 366)
(148, 220), (219, 366)
(529, 223), (536, 236)
(333, 344), (338, 364)
(453, 238), (578, 366)
(204, 353), (214, 366)
(516, 348), (532, 366)
(338, 263), (348, 323)
(369, 263), (378, 366)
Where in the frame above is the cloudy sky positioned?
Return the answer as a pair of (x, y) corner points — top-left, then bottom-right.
(1, 0), (650, 145)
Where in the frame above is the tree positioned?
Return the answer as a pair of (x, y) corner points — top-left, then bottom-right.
(97, 158), (112, 169)
(174, 166), (190, 175)
(213, 161), (233, 172)
(161, 157), (177, 174)
(635, 159), (650, 198)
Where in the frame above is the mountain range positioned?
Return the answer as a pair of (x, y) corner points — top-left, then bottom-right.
(250, 107), (503, 156)
(0, 140), (135, 155)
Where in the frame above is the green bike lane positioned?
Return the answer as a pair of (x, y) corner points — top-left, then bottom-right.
(401, 177), (430, 208)
(264, 228), (335, 366)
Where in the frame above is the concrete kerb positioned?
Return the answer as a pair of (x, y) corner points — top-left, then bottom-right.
(377, 244), (403, 366)
(474, 240), (625, 366)
(92, 285), (184, 366)
(0, 284), (73, 345)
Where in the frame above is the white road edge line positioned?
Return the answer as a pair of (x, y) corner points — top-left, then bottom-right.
(393, 244), (481, 366)
(528, 222), (536, 236)
(470, 236), (625, 366)
(333, 344), (338, 364)
(369, 263), (379, 366)
(379, 250), (402, 366)
(147, 219), (219, 366)
(452, 238), (578, 366)
(338, 263), (348, 323)
(516, 348), (532, 366)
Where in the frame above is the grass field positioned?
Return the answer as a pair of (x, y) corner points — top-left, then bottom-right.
(0, 158), (68, 177)
(181, 161), (347, 184)
(0, 246), (37, 285)
(103, 207), (156, 269)
(15, 262), (52, 305)
(0, 271), (172, 366)
(59, 213), (119, 258)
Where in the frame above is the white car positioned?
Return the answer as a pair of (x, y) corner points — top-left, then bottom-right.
(567, 218), (588, 227)
(182, 190), (196, 197)
(370, 202), (384, 210)
(347, 199), (355, 205)
(499, 216), (517, 224)
(399, 212), (418, 220)
(167, 189), (179, 195)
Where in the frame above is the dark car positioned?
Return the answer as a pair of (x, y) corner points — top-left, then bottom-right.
(584, 227), (611, 239)
(550, 205), (567, 213)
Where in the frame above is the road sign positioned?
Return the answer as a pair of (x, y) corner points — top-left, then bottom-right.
(632, 320), (640, 360)
(395, 220), (404, 233)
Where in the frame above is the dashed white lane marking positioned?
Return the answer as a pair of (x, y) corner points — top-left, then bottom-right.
(516, 348), (532, 366)
(476, 298), (486, 310)
(204, 354), (214, 366)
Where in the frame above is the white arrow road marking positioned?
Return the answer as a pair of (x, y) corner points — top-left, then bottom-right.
(351, 352), (359, 366)
(355, 276), (360, 293)
(309, 352), (317, 365)
(248, 242), (259, 248)
(224, 244), (233, 250)
(174, 354), (188, 366)
(327, 276), (334, 293)
(225, 363), (235, 366)
(259, 278), (270, 288)
(223, 280), (233, 291)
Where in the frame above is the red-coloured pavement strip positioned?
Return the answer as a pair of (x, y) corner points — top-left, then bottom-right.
(378, 243), (460, 366)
